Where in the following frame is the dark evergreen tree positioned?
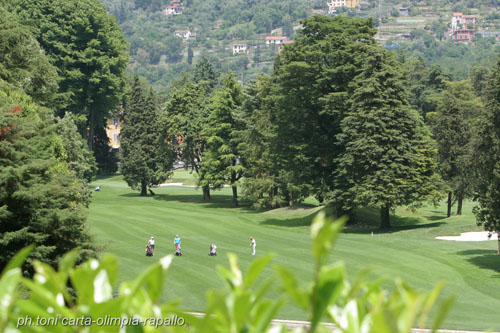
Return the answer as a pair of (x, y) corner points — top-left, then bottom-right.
(200, 72), (245, 206)
(472, 55), (500, 254)
(164, 77), (212, 200)
(0, 82), (97, 276)
(270, 15), (378, 205)
(333, 48), (441, 228)
(403, 57), (429, 116)
(193, 55), (220, 93)
(0, 6), (59, 107)
(120, 77), (173, 196)
(239, 77), (287, 208)
(428, 81), (481, 217)
(470, 66), (490, 96)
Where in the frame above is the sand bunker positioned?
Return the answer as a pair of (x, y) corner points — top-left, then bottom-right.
(436, 231), (499, 242)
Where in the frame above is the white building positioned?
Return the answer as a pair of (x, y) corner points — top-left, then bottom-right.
(164, 5), (182, 15)
(265, 36), (287, 45)
(327, 0), (358, 14)
(174, 30), (191, 40)
(451, 12), (477, 30)
(232, 44), (247, 55)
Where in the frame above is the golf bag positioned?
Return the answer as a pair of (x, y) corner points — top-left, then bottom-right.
(145, 245), (153, 257)
(209, 244), (217, 256)
(175, 244), (182, 256)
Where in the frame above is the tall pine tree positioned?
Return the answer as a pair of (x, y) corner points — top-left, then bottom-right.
(193, 55), (220, 94)
(165, 77), (212, 200)
(333, 48), (441, 228)
(201, 72), (245, 207)
(269, 15), (378, 205)
(428, 81), (481, 217)
(120, 77), (173, 196)
(239, 76), (289, 208)
(472, 54), (500, 254)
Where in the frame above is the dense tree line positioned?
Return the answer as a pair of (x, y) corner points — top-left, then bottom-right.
(0, 0), (129, 273)
(158, 14), (500, 243)
(5, 0), (129, 163)
(161, 16), (441, 228)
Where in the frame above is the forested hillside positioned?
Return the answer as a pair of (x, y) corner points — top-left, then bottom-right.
(99, 0), (500, 93)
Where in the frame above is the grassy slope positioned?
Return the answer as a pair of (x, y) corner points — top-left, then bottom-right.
(89, 174), (500, 331)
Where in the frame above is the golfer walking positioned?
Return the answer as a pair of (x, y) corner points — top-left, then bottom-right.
(148, 236), (155, 256)
(250, 236), (256, 255)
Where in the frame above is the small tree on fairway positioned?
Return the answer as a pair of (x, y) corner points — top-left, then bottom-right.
(333, 48), (441, 229)
(201, 72), (245, 207)
(120, 77), (173, 196)
(473, 55), (500, 254)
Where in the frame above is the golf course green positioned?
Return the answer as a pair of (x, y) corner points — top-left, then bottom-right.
(89, 172), (500, 331)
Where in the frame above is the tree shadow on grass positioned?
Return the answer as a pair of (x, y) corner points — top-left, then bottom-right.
(119, 192), (257, 211)
(260, 206), (446, 233)
(260, 214), (317, 228)
(343, 221), (446, 234)
(426, 215), (448, 221)
(343, 207), (446, 234)
(457, 249), (500, 278)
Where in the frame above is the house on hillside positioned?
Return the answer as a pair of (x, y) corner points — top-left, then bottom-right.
(452, 28), (474, 42)
(451, 12), (477, 29)
(232, 44), (247, 55)
(327, 0), (358, 14)
(399, 8), (409, 17)
(265, 36), (287, 45)
(174, 29), (191, 41)
(165, 6), (183, 15)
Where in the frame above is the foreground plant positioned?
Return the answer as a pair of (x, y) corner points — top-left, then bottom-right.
(1, 213), (455, 332)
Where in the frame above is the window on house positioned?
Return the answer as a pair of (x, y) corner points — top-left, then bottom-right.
(113, 133), (119, 143)
(113, 118), (119, 126)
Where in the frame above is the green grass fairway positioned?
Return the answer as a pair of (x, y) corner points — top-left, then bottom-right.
(89, 174), (500, 331)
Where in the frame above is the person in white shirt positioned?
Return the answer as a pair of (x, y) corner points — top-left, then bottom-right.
(148, 236), (155, 256)
(250, 237), (256, 255)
